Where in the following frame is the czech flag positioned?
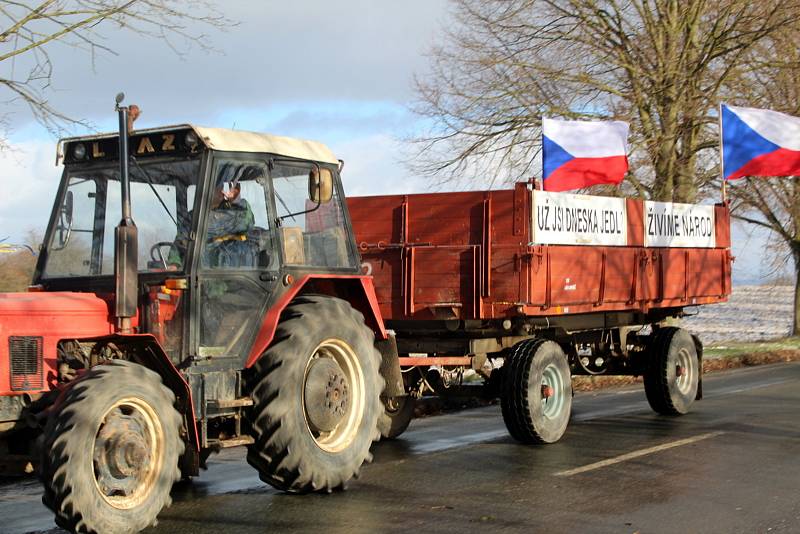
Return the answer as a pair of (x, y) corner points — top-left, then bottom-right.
(542, 117), (629, 192)
(721, 104), (800, 181)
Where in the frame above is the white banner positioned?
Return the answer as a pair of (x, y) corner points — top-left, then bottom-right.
(531, 190), (627, 246)
(644, 201), (715, 248)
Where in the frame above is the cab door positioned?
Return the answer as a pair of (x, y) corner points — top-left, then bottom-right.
(191, 155), (279, 363)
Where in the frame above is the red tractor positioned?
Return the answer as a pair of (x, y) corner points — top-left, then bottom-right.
(0, 97), (391, 532)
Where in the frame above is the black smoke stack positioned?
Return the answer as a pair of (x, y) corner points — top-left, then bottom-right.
(114, 93), (138, 333)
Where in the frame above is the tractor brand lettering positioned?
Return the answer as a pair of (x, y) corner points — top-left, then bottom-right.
(161, 134), (176, 151)
(91, 142), (105, 158)
(644, 201), (715, 248)
(135, 134), (178, 155)
(137, 136), (156, 154)
(63, 128), (198, 164)
(532, 190), (627, 246)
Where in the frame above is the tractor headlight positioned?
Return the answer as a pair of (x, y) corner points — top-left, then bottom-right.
(185, 131), (199, 149)
(72, 143), (87, 160)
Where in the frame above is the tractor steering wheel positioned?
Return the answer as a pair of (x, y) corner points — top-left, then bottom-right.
(149, 241), (175, 270)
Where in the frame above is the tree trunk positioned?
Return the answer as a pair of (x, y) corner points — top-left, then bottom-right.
(794, 245), (800, 337)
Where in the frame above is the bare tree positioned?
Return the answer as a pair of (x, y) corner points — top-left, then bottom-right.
(728, 38), (800, 336)
(0, 0), (231, 147)
(411, 0), (800, 202)
(0, 231), (40, 292)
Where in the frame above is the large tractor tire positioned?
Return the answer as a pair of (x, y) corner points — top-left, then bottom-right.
(40, 360), (184, 534)
(377, 395), (415, 440)
(501, 339), (572, 444)
(644, 327), (700, 415)
(246, 295), (383, 493)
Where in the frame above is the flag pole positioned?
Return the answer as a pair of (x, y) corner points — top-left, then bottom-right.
(719, 103), (727, 204)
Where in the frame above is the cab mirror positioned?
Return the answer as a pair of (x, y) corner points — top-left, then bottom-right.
(309, 167), (333, 204)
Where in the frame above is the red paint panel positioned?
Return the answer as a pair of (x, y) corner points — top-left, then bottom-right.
(715, 204), (731, 248)
(626, 199), (644, 246)
(687, 249), (724, 297)
(660, 249), (686, 301)
(603, 249), (638, 303)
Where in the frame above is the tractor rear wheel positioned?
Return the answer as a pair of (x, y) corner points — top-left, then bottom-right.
(501, 339), (572, 444)
(246, 295), (383, 493)
(378, 395), (415, 440)
(644, 327), (699, 415)
(40, 360), (184, 534)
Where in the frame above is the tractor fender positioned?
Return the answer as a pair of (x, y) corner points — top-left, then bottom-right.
(58, 333), (201, 476)
(245, 274), (387, 368)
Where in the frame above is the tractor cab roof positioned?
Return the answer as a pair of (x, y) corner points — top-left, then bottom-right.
(58, 124), (340, 165)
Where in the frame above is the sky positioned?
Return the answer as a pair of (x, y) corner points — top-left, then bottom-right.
(0, 0), (782, 284)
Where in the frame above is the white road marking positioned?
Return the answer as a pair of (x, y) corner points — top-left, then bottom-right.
(554, 431), (725, 477)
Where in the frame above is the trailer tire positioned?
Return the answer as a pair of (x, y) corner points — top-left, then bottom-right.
(501, 339), (572, 444)
(246, 295), (383, 493)
(644, 327), (699, 415)
(40, 360), (184, 534)
(377, 396), (415, 440)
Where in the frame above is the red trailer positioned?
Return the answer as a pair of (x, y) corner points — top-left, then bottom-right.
(349, 183), (732, 442)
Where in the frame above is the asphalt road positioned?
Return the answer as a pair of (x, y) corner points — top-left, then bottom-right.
(1, 362), (798, 533)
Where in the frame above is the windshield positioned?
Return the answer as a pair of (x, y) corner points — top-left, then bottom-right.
(43, 158), (200, 278)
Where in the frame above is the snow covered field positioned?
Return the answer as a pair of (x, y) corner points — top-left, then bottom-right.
(682, 285), (794, 344)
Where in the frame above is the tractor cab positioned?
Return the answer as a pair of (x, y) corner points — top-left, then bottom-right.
(35, 125), (360, 365)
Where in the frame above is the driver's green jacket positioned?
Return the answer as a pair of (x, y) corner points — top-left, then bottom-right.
(168, 198), (256, 270)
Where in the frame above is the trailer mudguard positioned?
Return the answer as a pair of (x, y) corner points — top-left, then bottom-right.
(245, 274), (387, 369)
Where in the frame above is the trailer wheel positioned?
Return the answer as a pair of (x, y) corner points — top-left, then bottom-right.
(40, 360), (184, 534)
(501, 339), (572, 444)
(378, 395), (415, 439)
(246, 295), (383, 493)
(644, 327), (699, 415)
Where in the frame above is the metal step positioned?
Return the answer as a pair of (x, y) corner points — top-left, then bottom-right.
(207, 397), (254, 409)
(210, 436), (254, 449)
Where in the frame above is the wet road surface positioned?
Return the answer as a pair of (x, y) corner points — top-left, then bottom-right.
(2, 362), (799, 533)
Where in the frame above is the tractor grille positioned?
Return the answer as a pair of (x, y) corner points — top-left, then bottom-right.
(9, 336), (43, 391)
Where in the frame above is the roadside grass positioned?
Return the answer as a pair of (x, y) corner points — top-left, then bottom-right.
(703, 337), (800, 359)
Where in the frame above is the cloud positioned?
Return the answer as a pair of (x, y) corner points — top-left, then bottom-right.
(2, 0), (448, 133)
(0, 141), (61, 243)
(333, 133), (431, 197)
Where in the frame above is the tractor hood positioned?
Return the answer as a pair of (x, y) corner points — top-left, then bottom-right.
(0, 292), (115, 396)
(0, 292), (114, 337)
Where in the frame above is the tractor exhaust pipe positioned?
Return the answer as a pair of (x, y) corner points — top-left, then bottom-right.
(114, 93), (138, 333)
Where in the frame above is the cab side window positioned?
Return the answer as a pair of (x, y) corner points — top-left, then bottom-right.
(271, 163), (352, 268)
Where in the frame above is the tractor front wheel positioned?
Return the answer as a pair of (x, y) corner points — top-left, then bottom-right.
(40, 360), (184, 534)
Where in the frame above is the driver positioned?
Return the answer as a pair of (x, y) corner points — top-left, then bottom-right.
(168, 164), (258, 269)
(203, 169), (257, 268)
